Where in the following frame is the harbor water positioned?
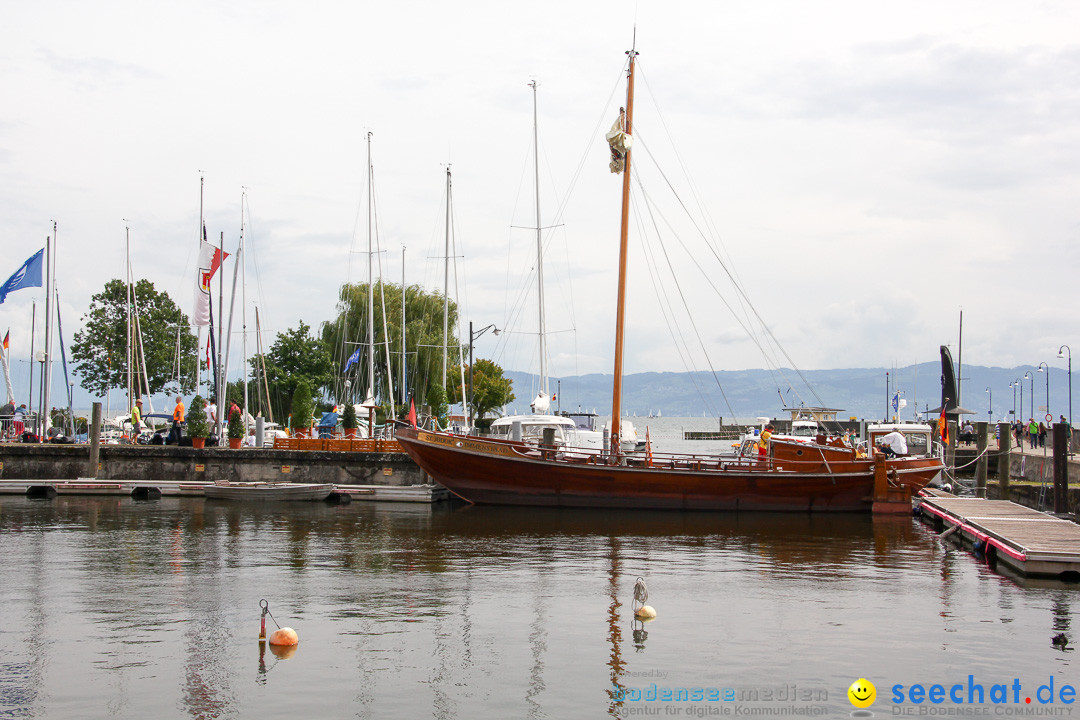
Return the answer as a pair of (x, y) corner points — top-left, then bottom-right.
(2, 489), (1078, 718)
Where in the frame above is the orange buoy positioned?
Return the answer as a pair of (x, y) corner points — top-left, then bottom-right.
(268, 627), (298, 646)
(268, 643), (298, 659)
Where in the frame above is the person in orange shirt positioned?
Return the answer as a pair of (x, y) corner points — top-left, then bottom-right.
(171, 396), (185, 444)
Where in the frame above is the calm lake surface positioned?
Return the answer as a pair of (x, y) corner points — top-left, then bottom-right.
(1, 494), (1078, 719)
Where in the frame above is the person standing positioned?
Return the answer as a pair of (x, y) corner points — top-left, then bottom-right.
(1038, 421), (1047, 448)
(0, 400), (13, 439)
(1027, 418), (1039, 449)
(131, 398), (143, 441)
(171, 396), (185, 444)
(13, 403), (26, 437)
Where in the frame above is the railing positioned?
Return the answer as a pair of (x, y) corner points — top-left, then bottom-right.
(1, 412), (40, 441)
(272, 437), (402, 453)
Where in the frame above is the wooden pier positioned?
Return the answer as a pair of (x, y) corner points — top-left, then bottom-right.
(918, 492), (1080, 578)
(0, 478), (448, 503)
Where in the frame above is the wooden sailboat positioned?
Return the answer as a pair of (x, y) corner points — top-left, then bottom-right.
(396, 45), (943, 512)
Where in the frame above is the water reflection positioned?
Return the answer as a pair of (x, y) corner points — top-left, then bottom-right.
(2, 496), (1079, 718)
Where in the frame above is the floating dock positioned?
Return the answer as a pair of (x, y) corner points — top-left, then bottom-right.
(0, 478), (447, 503)
(918, 492), (1080, 578)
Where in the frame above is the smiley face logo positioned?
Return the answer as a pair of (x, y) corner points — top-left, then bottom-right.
(848, 678), (876, 708)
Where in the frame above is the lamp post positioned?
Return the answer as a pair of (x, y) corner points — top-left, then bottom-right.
(468, 322), (500, 429)
(1059, 345), (1072, 430)
(1012, 378), (1020, 424)
(1024, 371), (1034, 420)
(985, 387), (992, 422)
(1037, 362), (1049, 419)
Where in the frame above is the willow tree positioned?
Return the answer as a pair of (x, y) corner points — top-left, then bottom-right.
(321, 282), (460, 411)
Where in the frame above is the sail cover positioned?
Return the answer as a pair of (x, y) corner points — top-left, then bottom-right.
(605, 108), (632, 174)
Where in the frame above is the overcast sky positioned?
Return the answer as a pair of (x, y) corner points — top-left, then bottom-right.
(2, 1), (1079, 407)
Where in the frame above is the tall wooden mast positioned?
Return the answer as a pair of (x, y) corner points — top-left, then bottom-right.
(610, 48), (637, 454)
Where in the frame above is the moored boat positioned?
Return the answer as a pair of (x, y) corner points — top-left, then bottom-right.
(204, 482), (334, 501)
(396, 427), (942, 511)
(396, 43), (944, 512)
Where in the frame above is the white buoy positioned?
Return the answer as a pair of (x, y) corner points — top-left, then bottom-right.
(635, 605), (657, 620)
(268, 627), (299, 646)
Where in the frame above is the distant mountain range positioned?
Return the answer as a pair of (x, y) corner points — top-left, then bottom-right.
(505, 362), (1073, 423)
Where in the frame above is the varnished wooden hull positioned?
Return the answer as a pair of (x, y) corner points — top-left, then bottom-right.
(396, 427), (943, 512)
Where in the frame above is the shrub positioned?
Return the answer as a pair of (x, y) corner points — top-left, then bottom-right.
(187, 396), (209, 438)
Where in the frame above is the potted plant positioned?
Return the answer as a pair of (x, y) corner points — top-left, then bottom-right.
(342, 402), (358, 439)
(227, 405), (244, 449)
(290, 379), (314, 439)
(187, 395), (209, 449)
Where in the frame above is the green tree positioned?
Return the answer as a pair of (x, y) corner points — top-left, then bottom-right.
(250, 320), (334, 421)
(426, 383), (448, 426)
(71, 279), (198, 397)
(321, 282), (459, 412)
(447, 359), (515, 420)
(290, 378), (315, 431)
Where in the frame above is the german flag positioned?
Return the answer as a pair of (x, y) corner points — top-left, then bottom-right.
(937, 405), (950, 444)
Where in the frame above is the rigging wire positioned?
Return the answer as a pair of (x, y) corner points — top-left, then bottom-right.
(624, 62), (841, 429)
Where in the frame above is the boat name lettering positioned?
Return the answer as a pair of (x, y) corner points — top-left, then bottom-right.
(420, 432), (515, 456)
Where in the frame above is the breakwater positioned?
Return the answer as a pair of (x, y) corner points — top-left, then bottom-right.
(0, 443), (426, 486)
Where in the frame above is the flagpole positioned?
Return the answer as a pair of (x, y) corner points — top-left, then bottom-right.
(217, 231), (225, 440)
(40, 228), (53, 439)
(27, 302), (35, 427)
(1, 329), (14, 405)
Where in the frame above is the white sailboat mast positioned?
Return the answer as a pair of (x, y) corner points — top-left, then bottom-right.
(196, 176), (204, 395)
(125, 225), (133, 413)
(366, 132), (376, 405)
(241, 190), (250, 431)
(400, 246), (407, 406)
(441, 167), (451, 390)
(530, 80), (548, 398)
(41, 224), (54, 433)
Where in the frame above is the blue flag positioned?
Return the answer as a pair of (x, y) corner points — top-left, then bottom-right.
(0, 249), (45, 304)
(344, 347), (362, 370)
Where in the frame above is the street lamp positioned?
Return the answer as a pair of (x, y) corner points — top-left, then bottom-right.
(1059, 345), (1072, 430)
(468, 322), (500, 428)
(1024, 371), (1034, 420)
(1012, 378), (1020, 423)
(1037, 362), (1050, 419)
(985, 387), (992, 422)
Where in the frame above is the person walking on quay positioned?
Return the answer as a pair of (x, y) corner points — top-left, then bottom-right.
(131, 398), (143, 441)
(1038, 421), (1048, 448)
(1027, 418), (1039, 449)
(1013, 421), (1024, 447)
(170, 396), (185, 444)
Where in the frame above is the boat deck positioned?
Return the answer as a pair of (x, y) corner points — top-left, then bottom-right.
(918, 494), (1080, 578)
